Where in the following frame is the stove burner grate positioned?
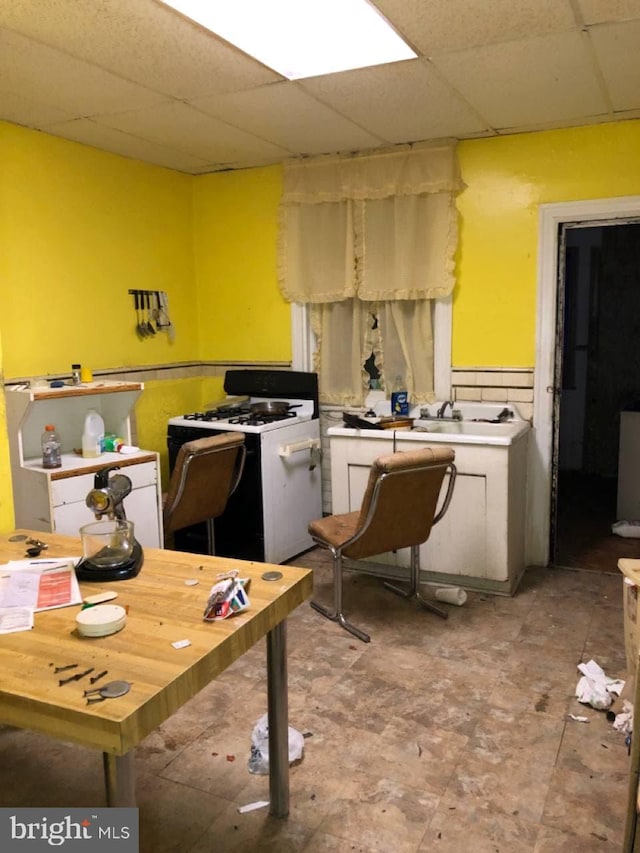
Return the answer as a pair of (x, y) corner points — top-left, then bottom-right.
(181, 408), (299, 425)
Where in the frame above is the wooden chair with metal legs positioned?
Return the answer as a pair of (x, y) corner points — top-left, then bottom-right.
(308, 446), (457, 643)
(163, 433), (246, 554)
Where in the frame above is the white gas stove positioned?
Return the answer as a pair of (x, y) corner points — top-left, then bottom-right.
(167, 370), (322, 564)
(168, 397), (315, 434)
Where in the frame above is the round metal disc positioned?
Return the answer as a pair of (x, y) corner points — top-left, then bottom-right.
(262, 571), (283, 581)
(100, 680), (131, 698)
(9, 534), (27, 541)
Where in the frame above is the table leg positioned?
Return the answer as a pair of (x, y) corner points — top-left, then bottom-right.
(266, 619), (289, 818)
(103, 752), (136, 807)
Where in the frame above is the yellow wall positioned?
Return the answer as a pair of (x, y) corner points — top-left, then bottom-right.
(0, 121), (196, 379)
(193, 166), (290, 362)
(3, 117), (640, 533)
(0, 330), (14, 530)
(454, 120), (640, 366)
(133, 375), (225, 487)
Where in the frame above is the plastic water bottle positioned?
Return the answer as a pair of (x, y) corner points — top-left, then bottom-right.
(391, 375), (409, 416)
(41, 424), (62, 469)
(82, 409), (105, 458)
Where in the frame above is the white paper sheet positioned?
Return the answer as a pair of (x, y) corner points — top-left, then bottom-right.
(0, 558), (82, 612)
(0, 606), (34, 634)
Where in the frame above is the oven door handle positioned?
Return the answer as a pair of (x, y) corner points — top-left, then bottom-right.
(278, 438), (321, 458)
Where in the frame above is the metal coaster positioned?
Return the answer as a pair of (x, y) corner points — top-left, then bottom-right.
(9, 534), (27, 541)
(262, 571), (283, 581)
(100, 680), (131, 698)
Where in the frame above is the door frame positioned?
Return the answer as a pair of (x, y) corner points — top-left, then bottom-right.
(529, 195), (640, 566)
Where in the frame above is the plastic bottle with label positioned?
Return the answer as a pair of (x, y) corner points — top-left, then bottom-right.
(82, 409), (105, 458)
(390, 375), (409, 416)
(42, 424), (62, 469)
(103, 434), (125, 453)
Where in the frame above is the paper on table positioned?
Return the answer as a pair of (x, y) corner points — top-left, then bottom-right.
(0, 559), (82, 612)
(0, 606), (34, 634)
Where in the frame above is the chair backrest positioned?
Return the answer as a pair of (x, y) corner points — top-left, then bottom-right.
(163, 433), (246, 535)
(344, 446), (456, 560)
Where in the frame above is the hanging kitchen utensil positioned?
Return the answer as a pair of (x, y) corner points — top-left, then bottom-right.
(144, 292), (156, 336)
(135, 291), (147, 339)
(159, 291), (175, 341)
(150, 291), (161, 328)
(155, 290), (169, 328)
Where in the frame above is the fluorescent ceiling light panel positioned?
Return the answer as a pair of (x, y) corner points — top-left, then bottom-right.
(160, 0), (416, 79)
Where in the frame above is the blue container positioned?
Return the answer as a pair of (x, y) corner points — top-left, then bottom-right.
(391, 389), (409, 416)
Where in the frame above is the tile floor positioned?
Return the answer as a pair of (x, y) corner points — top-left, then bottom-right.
(0, 549), (632, 852)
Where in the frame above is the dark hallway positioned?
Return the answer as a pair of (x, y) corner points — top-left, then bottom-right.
(554, 222), (640, 573)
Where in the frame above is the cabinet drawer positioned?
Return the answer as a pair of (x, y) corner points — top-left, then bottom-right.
(51, 461), (157, 507)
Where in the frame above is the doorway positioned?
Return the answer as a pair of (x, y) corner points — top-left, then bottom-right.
(553, 221), (640, 571)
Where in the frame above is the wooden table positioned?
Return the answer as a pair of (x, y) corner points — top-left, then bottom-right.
(0, 530), (312, 816)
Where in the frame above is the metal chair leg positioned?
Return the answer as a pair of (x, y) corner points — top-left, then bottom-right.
(310, 548), (371, 643)
(384, 545), (449, 620)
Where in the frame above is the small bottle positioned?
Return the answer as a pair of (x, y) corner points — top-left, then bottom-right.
(391, 375), (409, 416)
(71, 364), (82, 385)
(82, 409), (105, 458)
(103, 434), (125, 453)
(41, 424), (62, 469)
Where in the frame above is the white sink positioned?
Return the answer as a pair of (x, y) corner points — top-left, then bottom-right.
(408, 418), (530, 445)
(342, 400), (531, 446)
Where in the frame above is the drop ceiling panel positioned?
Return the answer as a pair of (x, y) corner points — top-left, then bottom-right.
(0, 27), (164, 115)
(0, 1), (639, 174)
(0, 90), (75, 127)
(190, 83), (384, 155)
(300, 60), (489, 143)
(95, 101), (292, 164)
(589, 20), (640, 110)
(42, 117), (211, 172)
(0, 0), (282, 99)
(577, 0), (640, 24)
(374, 0), (576, 52)
(431, 32), (609, 128)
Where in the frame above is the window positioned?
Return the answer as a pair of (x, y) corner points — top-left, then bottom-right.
(282, 142), (462, 404)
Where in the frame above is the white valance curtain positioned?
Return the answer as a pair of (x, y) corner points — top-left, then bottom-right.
(278, 140), (463, 405)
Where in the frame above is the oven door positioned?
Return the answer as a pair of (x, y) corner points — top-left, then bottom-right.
(167, 425), (265, 561)
(260, 420), (323, 564)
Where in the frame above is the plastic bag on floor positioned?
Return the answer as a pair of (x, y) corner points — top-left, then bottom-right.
(575, 659), (625, 710)
(247, 713), (305, 775)
(612, 520), (640, 538)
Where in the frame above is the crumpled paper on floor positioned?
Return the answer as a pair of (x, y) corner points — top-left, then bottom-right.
(613, 700), (634, 735)
(575, 659), (625, 710)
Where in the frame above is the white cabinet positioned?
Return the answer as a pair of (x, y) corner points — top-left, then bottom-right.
(4, 382), (162, 548)
(329, 426), (529, 594)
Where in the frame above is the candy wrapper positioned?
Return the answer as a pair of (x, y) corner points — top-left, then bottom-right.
(203, 570), (251, 622)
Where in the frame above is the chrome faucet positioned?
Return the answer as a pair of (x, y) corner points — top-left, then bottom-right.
(436, 401), (463, 421)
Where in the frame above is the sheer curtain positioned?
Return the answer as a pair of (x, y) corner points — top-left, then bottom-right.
(278, 141), (462, 405)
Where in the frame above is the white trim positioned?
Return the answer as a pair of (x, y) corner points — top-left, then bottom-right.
(291, 303), (313, 372)
(434, 295), (452, 400)
(530, 195), (640, 566)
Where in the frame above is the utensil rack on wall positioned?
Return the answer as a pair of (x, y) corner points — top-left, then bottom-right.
(128, 289), (175, 340)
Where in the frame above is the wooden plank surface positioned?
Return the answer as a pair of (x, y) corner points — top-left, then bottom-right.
(31, 383), (143, 400)
(48, 453), (158, 480)
(0, 530), (312, 755)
